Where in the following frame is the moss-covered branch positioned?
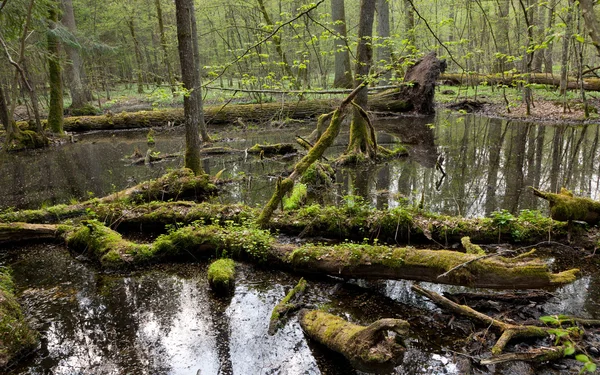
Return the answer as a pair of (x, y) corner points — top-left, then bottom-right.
(268, 278), (307, 335)
(411, 285), (557, 355)
(299, 309), (409, 373)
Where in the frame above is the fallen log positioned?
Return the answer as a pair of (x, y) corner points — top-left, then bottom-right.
(440, 72), (600, 91)
(532, 187), (600, 225)
(299, 309), (409, 373)
(0, 221), (578, 289)
(2, 200), (580, 248)
(247, 143), (297, 156)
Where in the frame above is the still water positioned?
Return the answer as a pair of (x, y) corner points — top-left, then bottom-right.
(2, 113), (600, 374)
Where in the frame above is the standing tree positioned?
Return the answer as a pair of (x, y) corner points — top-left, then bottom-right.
(0, 86), (9, 131)
(61, 0), (92, 112)
(154, 0), (176, 95)
(344, 0), (377, 160)
(47, 3), (64, 134)
(331, 0), (353, 88)
(376, 0), (392, 84)
(174, 0), (205, 175)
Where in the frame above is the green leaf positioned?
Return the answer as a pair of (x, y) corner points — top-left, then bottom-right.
(564, 346), (575, 355)
(575, 354), (590, 363)
(540, 316), (559, 325)
(584, 362), (596, 372)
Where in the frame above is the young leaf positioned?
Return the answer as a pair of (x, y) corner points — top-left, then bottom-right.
(584, 362), (596, 372)
(575, 354), (590, 363)
(564, 346), (575, 356)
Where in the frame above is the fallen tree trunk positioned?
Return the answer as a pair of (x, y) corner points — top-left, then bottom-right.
(0, 221), (579, 289)
(440, 72), (600, 91)
(268, 277), (307, 335)
(533, 187), (600, 225)
(1, 200), (580, 248)
(299, 309), (409, 373)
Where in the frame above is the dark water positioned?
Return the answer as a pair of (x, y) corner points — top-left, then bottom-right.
(1, 112), (599, 218)
(2, 114), (600, 374)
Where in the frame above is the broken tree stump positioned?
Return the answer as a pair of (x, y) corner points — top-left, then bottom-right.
(299, 309), (409, 373)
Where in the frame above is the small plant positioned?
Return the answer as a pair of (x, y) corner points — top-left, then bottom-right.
(147, 129), (156, 145)
(540, 315), (597, 374)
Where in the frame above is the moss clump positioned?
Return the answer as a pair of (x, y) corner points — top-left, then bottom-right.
(5, 130), (48, 152)
(247, 143), (296, 156)
(461, 237), (485, 255)
(126, 168), (217, 204)
(70, 104), (101, 116)
(0, 267), (38, 368)
(283, 183), (307, 210)
(207, 258), (236, 295)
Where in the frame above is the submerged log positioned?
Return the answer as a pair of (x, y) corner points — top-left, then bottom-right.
(299, 309), (409, 373)
(247, 143), (297, 156)
(532, 187), (600, 225)
(0, 221), (578, 289)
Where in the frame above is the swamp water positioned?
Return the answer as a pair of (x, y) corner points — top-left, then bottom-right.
(1, 112), (600, 374)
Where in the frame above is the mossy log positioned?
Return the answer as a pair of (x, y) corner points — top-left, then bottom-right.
(247, 143), (297, 156)
(440, 72), (600, 91)
(98, 168), (217, 204)
(207, 258), (236, 295)
(0, 221), (578, 289)
(299, 309), (409, 373)
(15, 90), (417, 133)
(532, 187), (600, 225)
(268, 278), (307, 335)
(2, 200), (580, 248)
(412, 284), (559, 355)
(0, 268), (38, 368)
(0, 223), (62, 244)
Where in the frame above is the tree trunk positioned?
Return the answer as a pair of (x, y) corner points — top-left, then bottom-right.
(376, 0), (392, 84)
(0, 84), (9, 130)
(347, 0), (377, 157)
(544, 0), (556, 73)
(47, 6), (64, 134)
(175, 0), (205, 175)
(532, 1), (545, 72)
(127, 17), (145, 94)
(579, 0), (600, 56)
(154, 0), (176, 95)
(403, 0), (415, 46)
(189, 2), (210, 142)
(331, 0), (353, 88)
(61, 0), (92, 109)
(494, 0), (512, 73)
(560, 1), (574, 96)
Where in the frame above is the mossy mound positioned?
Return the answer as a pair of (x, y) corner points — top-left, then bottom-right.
(207, 258), (236, 295)
(5, 130), (48, 152)
(69, 104), (101, 116)
(0, 267), (38, 368)
(247, 143), (297, 156)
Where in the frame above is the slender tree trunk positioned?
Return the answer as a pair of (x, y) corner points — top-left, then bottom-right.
(347, 0), (377, 157)
(175, 0), (205, 175)
(61, 0), (91, 109)
(403, 0), (415, 47)
(0, 85), (9, 130)
(494, 0), (512, 73)
(532, 1), (544, 72)
(127, 17), (145, 94)
(48, 6), (64, 134)
(155, 0), (176, 95)
(189, 1), (210, 142)
(256, 0), (298, 89)
(544, 0), (556, 73)
(331, 0), (353, 88)
(376, 0), (391, 84)
(560, 0), (574, 96)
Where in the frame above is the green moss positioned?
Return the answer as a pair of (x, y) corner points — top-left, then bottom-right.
(283, 183), (307, 210)
(207, 258), (236, 294)
(126, 168), (217, 204)
(461, 237), (485, 255)
(0, 267), (38, 368)
(70, 104), (100, 116)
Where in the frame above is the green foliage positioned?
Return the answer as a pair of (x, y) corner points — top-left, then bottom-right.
(283, 183), (307, 210)
(540, 315), (596, 373)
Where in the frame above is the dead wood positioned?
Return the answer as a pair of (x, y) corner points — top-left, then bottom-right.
(268, 277), (307, 335)
(532, 187), (600, 225)
(299, 309), (409, 373)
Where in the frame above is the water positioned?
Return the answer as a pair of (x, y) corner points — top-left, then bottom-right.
(2, 114), (600, 374)
(1, 112), (599, 218)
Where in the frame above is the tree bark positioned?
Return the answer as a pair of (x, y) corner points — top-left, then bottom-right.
(331, 0), (353, 88)
(61, 0), (92, 109)
(560, 1), (574, 96)
(175, 0), (205, 175)
(127, 17), (145, 94)
(347, 0), (377, 157)
(579, 0), (600, 56)
(47, 6), (64, 134)
(0, 84), (9, 130)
